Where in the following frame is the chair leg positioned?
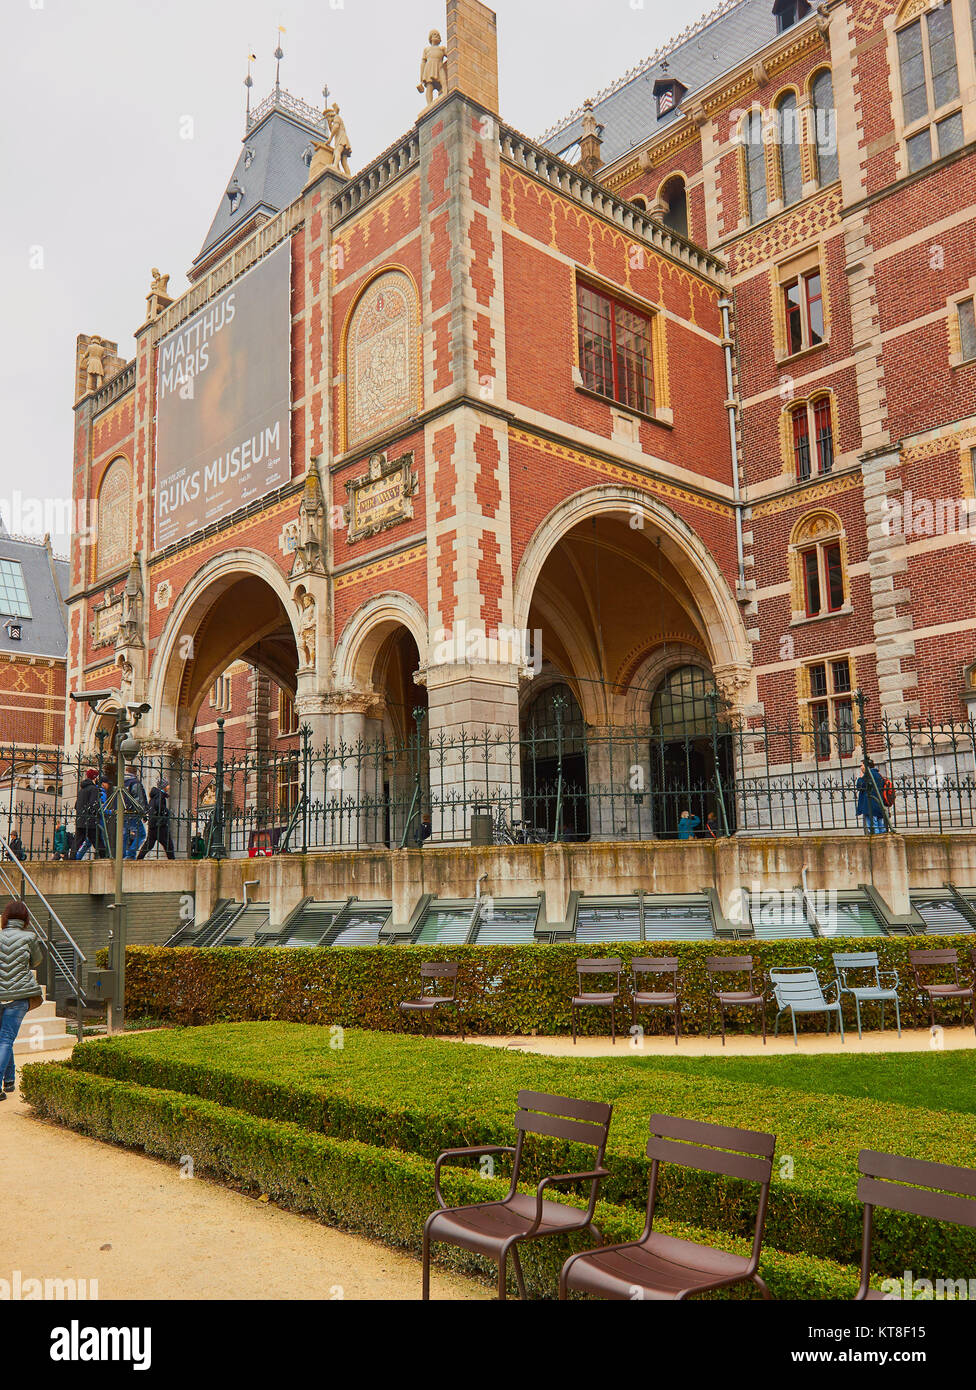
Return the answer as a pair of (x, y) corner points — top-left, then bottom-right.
(894, 997), (901, 1039)
(497, 1251), (508, 1300)
(422, 1225), (432, 1301)
(837, 1006), (845, 1043)
(572, 1005), (576, 1045)
(510, 1245), (528, 1301)
(792, 1011), (797, 1048)
(752, 1273), (773, 1300)
(720, 1006), (726, 1047)
(674, 1005), (679, 1046)
(760, 1003), (767, 1046)
(855, 999), (862, 1041)
(610, 1001), (616, 1045)
(706, 998), (712, 1040)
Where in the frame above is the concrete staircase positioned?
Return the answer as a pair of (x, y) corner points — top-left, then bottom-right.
(13, 996), (76, 1056)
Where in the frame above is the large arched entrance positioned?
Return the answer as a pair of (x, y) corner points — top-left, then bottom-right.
(515, 489), (750, 840)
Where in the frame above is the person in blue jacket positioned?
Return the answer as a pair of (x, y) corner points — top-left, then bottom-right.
(677, 809), (701, 841)
(855, 759), (889, 834)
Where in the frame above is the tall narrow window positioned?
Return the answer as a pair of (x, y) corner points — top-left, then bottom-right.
(577, 283), (654, 413)
(813, 395), (834, 473)
(743, 111), (768, 223)
(660, 177), (688, 237)
(897, 5), (961, 173)
(792, 406), (812, 480)
(783, 269), (824, 354)
(804, 656), (854, 759)
(958, 296), (976, 361)
(776, 93), (803, 206)
(811, 70), (839, 186)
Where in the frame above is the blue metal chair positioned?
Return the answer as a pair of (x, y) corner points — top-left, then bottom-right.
(833, 951), (901, 1039)
(769, 966), (845, 1046)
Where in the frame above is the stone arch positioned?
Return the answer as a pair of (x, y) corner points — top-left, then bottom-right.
(146, 549), (301, 745)
(514, 486), (751, 676)
(620, 640), (712, 726)
(331, 591), (429, 694)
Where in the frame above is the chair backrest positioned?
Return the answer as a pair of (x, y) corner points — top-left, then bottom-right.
(706, 955), (756, 985)
(833, 951), (881, 986)
(420, 961), (458, 997)
(909, 948), (961, 986)
(769, 966), (826, 1008)
(513, 1091), (613, 1204)
(576, 958), (622, 989)
(646, 1114), (776, 1260)
(632, 956), (679, 980)
(857, 1149), (976, 1293)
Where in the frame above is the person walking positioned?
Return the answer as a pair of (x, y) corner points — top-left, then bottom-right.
(855, 759), (889, 834)
(123, 768), (148, 860)
(7, 833), (26, 862)
(677, 809), (701, 841)
(0, 901), (44, 1101)
(137, 780), (175, 860)
(53, 823), (72, 860)
(74, 768), (100, 860)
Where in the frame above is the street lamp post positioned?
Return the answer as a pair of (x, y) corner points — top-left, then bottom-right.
(70, 692), (151, 1034)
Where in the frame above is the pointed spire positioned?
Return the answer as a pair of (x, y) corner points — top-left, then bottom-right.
(274, 25), (286, 97)
(245, 51), (256, 128)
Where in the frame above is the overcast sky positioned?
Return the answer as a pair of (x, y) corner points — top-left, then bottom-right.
(1, 0), (699, 552)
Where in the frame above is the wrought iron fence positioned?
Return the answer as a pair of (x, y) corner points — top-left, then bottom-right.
(4, 703), (976, 860)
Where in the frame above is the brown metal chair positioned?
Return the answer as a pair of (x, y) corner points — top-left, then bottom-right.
(631, 956), (681, 1045)
(909, 947), (975, 1036)
(560, 1114), (776, 1300)
(706, 955), (766, 1045)
(854, 1149), (976, 1299)
(422, 1090), (613, 1300)
(399, 961), (464, 1039)
(571, 958), (622, 1043)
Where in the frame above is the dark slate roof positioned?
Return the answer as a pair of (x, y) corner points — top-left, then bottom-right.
(0, 535), (68, 660)
(193, 91), (328, 271)
(539, 0), (778, 166)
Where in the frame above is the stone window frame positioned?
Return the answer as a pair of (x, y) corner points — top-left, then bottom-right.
(210, 674), (233, 713)
(772, 242), (829, 364)
(780, 387), (838, 480)
(885, 0), (976, 184)
(948, 278), (976, 368)
(278, 687), (299, 736)
(737, 105), (770, 226)
(767, 84), (805, 216)
(788, 508), (852, 625)
(651, 172), (690, 238)
(571, 268), (672, 426)
(806, 65), (840, 192)
(795, 648), (858, 761)
(92, 454), (132, 584)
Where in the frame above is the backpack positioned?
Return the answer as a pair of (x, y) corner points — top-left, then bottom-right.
(128, 779), (149, 815)
(881, 777), (895, 807)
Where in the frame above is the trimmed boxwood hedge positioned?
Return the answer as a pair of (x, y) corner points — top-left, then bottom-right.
(52, 1022), (976, 1279)
(21, 1060), (865, 1299)
(119, 935), (976, 1037)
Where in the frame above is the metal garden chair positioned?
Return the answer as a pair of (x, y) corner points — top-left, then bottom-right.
(832, 951), (901, 1039)
(909, 948), (975, 1036)
(631, 956), (681, 1045)
(422, 1090), (613, 1300)
(560, 1114), (776, 1300)
(399, 961), (464, 1039)
(769, 966), (844, 1046)
(854, 1149), (976, 1299)
(705, 955), (766, 1045)
(571, 958), (623, 1043)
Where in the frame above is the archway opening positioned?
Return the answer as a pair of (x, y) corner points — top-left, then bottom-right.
(649, 664), (734, 837)
(521, 681), (589, 841)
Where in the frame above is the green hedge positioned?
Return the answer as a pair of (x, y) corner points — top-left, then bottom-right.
(21, 1060), (864, 1299)
(58, 1023), (976, 1278)
(120, 935), (976, 1037)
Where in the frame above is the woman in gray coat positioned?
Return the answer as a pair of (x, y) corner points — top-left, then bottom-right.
(0, 901), (44, 1100)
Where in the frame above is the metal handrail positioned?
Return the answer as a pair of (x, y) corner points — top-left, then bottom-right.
(0, 832), (88, 1038)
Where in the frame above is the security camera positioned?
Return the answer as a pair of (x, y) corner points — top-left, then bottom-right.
(70, 690), (114, 706)
(126, 702), (151, 716)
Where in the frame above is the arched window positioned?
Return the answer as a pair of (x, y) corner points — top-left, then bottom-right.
(775, 92), (803, 207)
(648, 666), (734, 836)
(658, 176), (688, 237)
(742, 110), (768, 223)
(810, 69), (839, 186)
(630, 194), (648, 211)
(895, 0), (963, 172)
(95, 458), (131, 578)
(650, 665), (719, 739)
(343, 269), (420, 449)
(790, 511), (848, 619)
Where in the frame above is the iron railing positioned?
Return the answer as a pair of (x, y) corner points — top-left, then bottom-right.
(4, 707), (976, 859)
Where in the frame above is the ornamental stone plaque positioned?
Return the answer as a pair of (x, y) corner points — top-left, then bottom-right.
(344, 451), (417, 543)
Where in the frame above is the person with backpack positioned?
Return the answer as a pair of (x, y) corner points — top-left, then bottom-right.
(6, 833), (26, 862)
(123, 768), (148, 860)
(73, 769), (100, 859)
(0, 900), (44, 1100)
(856, 758), (890, 834)
(137, 780), (175, 860)
(53, 824), (72, 860)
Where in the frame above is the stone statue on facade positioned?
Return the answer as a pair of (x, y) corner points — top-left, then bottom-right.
(418, 29), (447, 105)
(145, 268), (172, 322)
(83, 336), (106, 394)
(323, 103), (352, 176)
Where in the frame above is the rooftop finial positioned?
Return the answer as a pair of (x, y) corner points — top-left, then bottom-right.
(274, 25), (286, 96)
(245, 51), (256, 126)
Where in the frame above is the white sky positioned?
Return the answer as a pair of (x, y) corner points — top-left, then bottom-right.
(1, 0), (701, 552)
